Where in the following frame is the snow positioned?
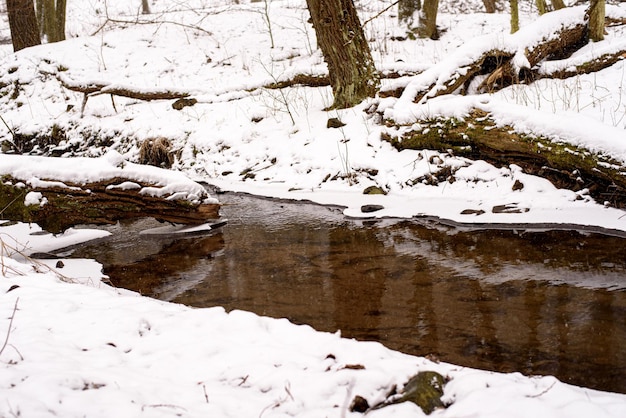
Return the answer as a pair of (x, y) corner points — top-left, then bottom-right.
(23, 191), (46, 207)
(2, 258), (626, 418)
(1, 0), (626, 416)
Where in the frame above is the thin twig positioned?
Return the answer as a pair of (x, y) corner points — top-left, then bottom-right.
(0, 298), (19, 358)
(527, 380), (557, 398)
(0, 114), (15, 137)
(362, 0), (401, 27)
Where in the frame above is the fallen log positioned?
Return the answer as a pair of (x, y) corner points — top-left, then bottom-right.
(538, 48), (626, 80)
(53, 73), (191, 115)
(477, 22), (587, 92)
(50, 69), (422, 115)
(381, 6), (625, 101)
(0, 153), (220, 233)
(382, 109), (626, 207)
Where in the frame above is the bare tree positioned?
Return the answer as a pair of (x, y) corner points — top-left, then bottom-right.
(37, 0), (66, 42)
(141, 0), (151, 14)
(588, 0), (605, 41)
(510, 0), (519, 33)
(6, 0), (41, 51)
(305, 0), (379, 109)
(417, 0), (439, 39)
(551, 0), (566, 10)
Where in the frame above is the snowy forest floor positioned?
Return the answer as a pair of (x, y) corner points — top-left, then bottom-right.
(1, 1), (626, 417)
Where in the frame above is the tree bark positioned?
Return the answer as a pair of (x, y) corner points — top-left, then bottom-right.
(306, 0), (379, 109)
(510, 0), (519, 33)
(417, 0), (439, 39)
(141, 0), (151, 14)
(482, 0), (496, 13)
(588, 0), (605, 42)
(40, 0), (66, 43)
(536, 0), (547, 15)
(551, 0), (566, 10)
(6, 0), (41, 52)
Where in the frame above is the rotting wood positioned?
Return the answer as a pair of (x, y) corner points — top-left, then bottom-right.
(477, 22), (588, 93)
(0, 176), (220, 234)
(382, 109), (626, 207)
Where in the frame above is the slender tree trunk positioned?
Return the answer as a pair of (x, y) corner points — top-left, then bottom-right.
(306, 0), (380, 109)
(35, 0), (43, 34)
(551, 0), (566, 10)
(482, 0), (496, 13)
(40, 0), (66, 42)
(535, 0), (547, 15)
(417, 0), (439, 39)
(510, 0), (519, 33)
(142, 0), (151, 14)
(6, 0), (41, 52)
(55, 0), (65, 40)
(588, 0), (605, 42)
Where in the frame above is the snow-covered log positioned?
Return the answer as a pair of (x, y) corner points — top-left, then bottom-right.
(381, 6), (625, 102)
(382, 109), (626, 208)
(0, 151), (220, 233)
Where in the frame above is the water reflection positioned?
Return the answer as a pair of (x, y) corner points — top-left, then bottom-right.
(71, 193), (626, 393)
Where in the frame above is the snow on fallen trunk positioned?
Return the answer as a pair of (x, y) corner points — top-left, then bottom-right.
(387, 6), (592, 106)
(0, 151), (220, 232)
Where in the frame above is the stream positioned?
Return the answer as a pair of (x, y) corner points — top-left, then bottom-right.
(69, 191), (626, 394)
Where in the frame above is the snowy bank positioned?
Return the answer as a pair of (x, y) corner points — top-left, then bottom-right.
(2, 257), (626, 418)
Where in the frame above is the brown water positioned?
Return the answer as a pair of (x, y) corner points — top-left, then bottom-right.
(70, 192), (626, 394)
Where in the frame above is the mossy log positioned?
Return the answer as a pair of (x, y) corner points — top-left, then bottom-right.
(382, 109), (626, 207)
(0, 176), (220, 234)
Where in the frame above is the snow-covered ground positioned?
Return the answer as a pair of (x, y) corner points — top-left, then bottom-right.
(0, 1), (625, 231)
(1, 0), (626, 416)
(1, 226), (626, 417)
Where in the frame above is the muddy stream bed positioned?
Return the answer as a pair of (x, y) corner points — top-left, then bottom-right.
(69, 192), (626, 394)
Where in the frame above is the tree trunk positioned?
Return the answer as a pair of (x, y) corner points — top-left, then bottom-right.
(510, 0), (519, 33)
(55, 0), (66, 40)
(141, 0), (151, 14)
(417, 0), (439, 39)
(398, 0), (420, 25)
(482, 0), (496, 13)
(306, 0), (380, 109)
(6, 0), (41, 52)
(588, 0), (605, 42)
(40, 0), (65, 43)
(536, 0), (547, 15)
(551, 0), (566, 10)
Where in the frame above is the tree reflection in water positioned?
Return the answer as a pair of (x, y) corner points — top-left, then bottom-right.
(71, 193), (626, 394)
